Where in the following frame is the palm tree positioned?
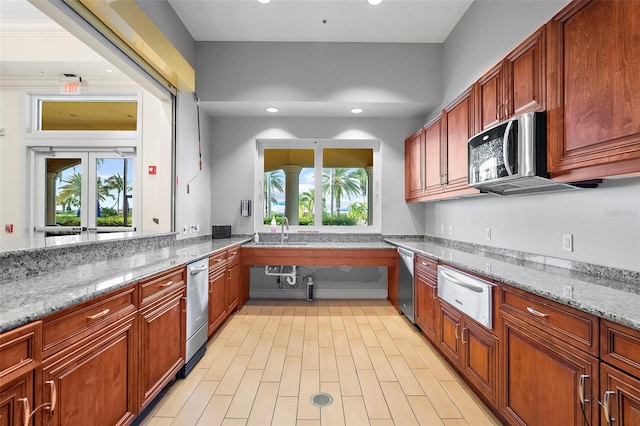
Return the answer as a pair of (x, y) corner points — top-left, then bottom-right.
(352, 168), (369, 199)
(322, 168), (361, 216)
(299, 189), (315, 218)
(264, 170), (284, 217)
(57, 170), (82, 210)
(348, 201), (367, 224)
(106, 173), (131, 210)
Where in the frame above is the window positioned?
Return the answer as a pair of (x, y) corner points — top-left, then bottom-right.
(257, 140), (381, 232)
(36, 97), (138, 131)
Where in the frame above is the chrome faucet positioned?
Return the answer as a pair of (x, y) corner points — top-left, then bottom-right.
(281, 216), (289, 243)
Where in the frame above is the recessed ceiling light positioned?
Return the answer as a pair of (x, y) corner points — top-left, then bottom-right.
(368, 0), (382, 5)
(351, 108), (363, 114)
(258, 0), (271, 3)
(266, 107), (279, 113)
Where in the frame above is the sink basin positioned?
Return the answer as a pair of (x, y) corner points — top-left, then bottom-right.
(251, 242), (308, 246)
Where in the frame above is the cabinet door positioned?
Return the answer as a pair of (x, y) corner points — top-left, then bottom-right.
(547, 0), (640, 179)
(443, 87), (477, 194)
(0, 375), (32, 426)
(476, 63), (503, 131)
(438, 302), (463, 366)
(208, 268), (227, 336)
(462, 319), (498, 405)
(504, 27), (545, 117)
(42, 316), (137, 426)
(600, 363), (640, 426)
(415, 268), (438, 343)
(226, 261), (240, 313)
(500, 314), (599, 426)
(139, 290), (185, 411)
(424, 115), (444, 197)
(405, 129), (425, 200)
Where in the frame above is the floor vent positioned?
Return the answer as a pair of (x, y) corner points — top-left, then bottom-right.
(310, 392), (333, 407)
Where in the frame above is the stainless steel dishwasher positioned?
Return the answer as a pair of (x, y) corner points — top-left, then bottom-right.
(397, 247), (415, 323)
(180, 257), (209, 378)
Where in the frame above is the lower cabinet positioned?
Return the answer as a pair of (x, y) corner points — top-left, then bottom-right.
(41, 315), (138, 426)
(500, 313), (599, 426)
(138, 288), (186, 411)
(414, 256), (438, 343)
(208, 267), (227, 336)
(438, 301), (499, 405)
(0, 376), (33, 426)
(600, 364), (640, 426)
(226, 259), (240, 313)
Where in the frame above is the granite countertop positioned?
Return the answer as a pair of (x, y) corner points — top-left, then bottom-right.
(0, 237), (250, 333)
(242, 241), (395, 249)
(385, 238), (640, 332)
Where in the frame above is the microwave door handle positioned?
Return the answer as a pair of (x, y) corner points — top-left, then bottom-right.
(503, 119), (514, 176)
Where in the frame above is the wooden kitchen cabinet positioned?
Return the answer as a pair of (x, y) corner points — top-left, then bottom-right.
(476, 27), (546, 132)
(0, 322), (41, 426)
(599, 320), (640, 425)
(438, 300), (499, 405)
(405, 128), (425, 200)
(208, 250), (228, 337)
(414, 255), (438, 343)
(424, 115), (444, 198)
(138, 267), (186, 411)
(40, 284), (138, 426)
(42, 313), (138, 426)
(546, 0), (640, 181)
(441, 87), (479, 197)
(499, 283), (599, 425)
(226, 246), (240, 313)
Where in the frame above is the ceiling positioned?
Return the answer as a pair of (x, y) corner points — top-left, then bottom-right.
(1, 0), (475, 118)
(167, 0), (473, 43)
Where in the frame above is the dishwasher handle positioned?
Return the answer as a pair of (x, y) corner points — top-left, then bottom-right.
(397, 247), (415, 260)
(439, 269), (484, 293)
(190, 265), (208, 275)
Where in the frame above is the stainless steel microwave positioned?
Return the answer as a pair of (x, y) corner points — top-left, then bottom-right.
(468, 111), (576, 195)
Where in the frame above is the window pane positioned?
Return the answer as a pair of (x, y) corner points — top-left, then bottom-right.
(40, 100), (137, 131)
(96, 158), (134, 228)
(46, 158), (82, 233)
(263, 149), (314, 226)
(322, 148), (372, 227)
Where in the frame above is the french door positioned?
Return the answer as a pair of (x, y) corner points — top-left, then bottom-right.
(34, 149), (136, 237)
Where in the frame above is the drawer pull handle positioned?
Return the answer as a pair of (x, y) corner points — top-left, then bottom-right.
(526, 307), (549, 317)
(461, 327), (468, 344)
(603, 390), (615, 425)
(87, 309), (110, 320)
(455, 323), (460, 340)
(47, 380), (57, 412)
(579, 374), (589, 404)
(160, 280), (173, 288)
(19, 398), (30, 426)
(216, 258), (223, 262)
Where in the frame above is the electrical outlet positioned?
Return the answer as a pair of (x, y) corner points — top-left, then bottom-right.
(440, 224), (445, 235)
(485, 227), (491, 241)
(194, 223), (200, 232)
(485, 262), (491, 274)
(182, 225), (187, 235)
(448, 225), (454, 236)
(562, 234), (573, 252)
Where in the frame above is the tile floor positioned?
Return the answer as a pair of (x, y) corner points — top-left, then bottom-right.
(137, 299), (501, 426)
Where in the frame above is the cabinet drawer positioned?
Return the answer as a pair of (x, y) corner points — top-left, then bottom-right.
(209, 250), (227, 271)
(499, 285), (598, 355)
(227, 246), (240, 264)
(415, 254), (437, 273)
(42, 284), (137, 358)
(601, 320), (640, 379)
(0, 321), (41, 386)
(140, 266), (186, 307)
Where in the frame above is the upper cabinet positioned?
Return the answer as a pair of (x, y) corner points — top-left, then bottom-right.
(476, 27), (546, 133)
(404, 129), (425, 200)
(546, 0), (640, 181)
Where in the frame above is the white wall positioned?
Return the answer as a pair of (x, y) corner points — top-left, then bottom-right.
(0, 90), (26, 242)
(175, 92), (212, 238)
(425, 178), (640, 271)
(209, 116), (425, 236)
(195, 42), (442, 109)
(140, 91), (173, 233)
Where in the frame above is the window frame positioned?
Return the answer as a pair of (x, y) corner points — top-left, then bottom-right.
(255, 138), (382, 234)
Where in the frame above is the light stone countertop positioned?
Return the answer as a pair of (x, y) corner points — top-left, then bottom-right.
(385, 239), (640, 332)
(0, 237), (250, 333)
